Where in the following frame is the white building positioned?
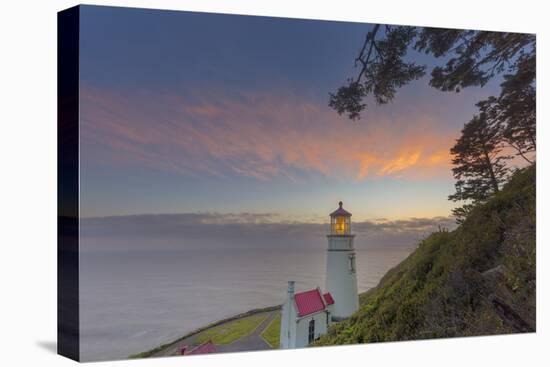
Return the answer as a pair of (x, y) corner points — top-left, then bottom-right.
(280, 201), (359, 348)
(279, 281), (334, 349)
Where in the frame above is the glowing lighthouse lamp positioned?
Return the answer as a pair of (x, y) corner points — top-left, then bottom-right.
(325, 201), (359, 321)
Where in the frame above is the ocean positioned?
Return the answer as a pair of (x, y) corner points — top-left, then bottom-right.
(79, 245), (414, 361)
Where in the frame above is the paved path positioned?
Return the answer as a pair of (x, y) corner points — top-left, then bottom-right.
(217, 310), (278, 353)
(152, 310), (278, 357)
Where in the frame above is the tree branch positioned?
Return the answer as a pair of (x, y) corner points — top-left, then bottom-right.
(355, 24), (381, 83)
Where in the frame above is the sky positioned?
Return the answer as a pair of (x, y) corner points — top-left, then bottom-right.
(79, 5), (502, 230)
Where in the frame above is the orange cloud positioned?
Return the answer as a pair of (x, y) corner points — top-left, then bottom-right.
(379, 150), (422, 176)
(80, 86), (457, 182)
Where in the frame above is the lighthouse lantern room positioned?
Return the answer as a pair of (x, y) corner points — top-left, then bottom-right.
(330, 201), (351, 235)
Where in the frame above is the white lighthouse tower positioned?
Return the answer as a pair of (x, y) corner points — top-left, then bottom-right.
(325, 201), (359, 320)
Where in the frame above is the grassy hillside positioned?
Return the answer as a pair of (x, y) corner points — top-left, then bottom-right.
(316, 165), (535, 345)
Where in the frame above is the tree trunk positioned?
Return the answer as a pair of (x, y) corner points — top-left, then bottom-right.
(483, 149), (499, 194)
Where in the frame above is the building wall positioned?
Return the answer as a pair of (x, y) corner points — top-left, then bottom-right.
(279, 297), (297, 349)
(326, 235), (359, 319)
(326, 304), (334, 324)
(295, 311), (329, 348)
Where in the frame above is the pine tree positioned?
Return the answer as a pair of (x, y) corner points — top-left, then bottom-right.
(448, 113), (510, 221)
(477, 54), (536, 163)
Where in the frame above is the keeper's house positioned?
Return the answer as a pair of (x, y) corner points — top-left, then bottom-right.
(279, 282), (335, 348)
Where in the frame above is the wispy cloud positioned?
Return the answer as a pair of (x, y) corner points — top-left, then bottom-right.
(81, 85), (457, 182)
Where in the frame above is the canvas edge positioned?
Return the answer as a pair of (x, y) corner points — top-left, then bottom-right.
(57, 4), (81, 362)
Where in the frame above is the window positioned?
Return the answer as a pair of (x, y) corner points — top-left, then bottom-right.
(308, 319), (315, 343)
(348, 253), (356, 273)
(331, 215), (351, 235)
(335, 216), (346, 234)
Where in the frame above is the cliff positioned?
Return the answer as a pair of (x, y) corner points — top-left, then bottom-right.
(316, 165), (536, 345)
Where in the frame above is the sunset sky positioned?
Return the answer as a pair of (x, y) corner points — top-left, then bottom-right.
(79, 5), (501, 223)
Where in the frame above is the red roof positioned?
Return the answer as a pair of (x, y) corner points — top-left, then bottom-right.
(323, 292), (335, 305)
(183, 341), (217, 355)
(294, 288), (327, 317)
(330, 201), (352, 217)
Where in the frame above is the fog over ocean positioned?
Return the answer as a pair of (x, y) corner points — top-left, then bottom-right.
(79, 214), (454, 361)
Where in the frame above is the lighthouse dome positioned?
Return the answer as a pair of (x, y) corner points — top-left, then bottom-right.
(329, 201), (352, 217)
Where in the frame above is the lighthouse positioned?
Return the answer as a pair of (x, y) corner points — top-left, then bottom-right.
(279, 201), (359, 349)
(325, 201), (359, 320)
